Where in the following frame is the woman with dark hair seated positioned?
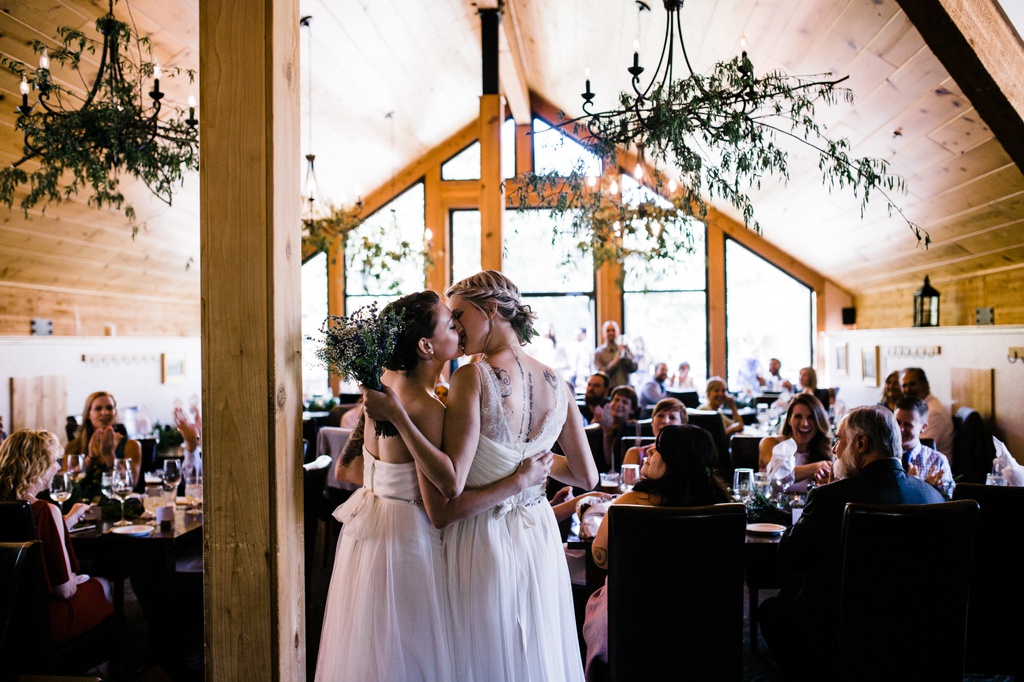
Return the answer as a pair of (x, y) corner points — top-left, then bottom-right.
(0, 430), (114, 644)
(582, 425), (731, 678)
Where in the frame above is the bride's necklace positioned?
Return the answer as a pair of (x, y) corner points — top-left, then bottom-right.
(484, 343), (517, 360)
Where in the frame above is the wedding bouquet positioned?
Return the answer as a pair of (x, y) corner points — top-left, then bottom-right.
(316, 302), (403, 438)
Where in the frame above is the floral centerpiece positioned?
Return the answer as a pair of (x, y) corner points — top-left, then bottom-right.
(316, 302), (403, 438)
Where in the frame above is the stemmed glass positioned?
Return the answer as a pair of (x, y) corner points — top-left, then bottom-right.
(733, 468), (754, 503)
(50, 472), (72, 509)
(66, 454), (86, 483)
(110, 462), (134, 527)
(163, 459), (182, 497)
(184, 470), (203, 512)
(756, 404), (770, 434)
(620, 464), (640, 493)
(767, 407), (782, 436)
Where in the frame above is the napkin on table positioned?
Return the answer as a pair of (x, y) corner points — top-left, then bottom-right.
(767, 438), (797, 484)
(994, 437), (1024, 486)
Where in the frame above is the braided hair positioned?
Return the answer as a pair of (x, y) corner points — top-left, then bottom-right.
(445, 270), (537, 344)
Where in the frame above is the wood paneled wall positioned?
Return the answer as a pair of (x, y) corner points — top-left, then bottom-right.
(854, 266), (1024, 328)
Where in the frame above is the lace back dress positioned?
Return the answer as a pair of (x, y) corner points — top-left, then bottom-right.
(443, 361), (584, 682)
(315, 452), (453, 681)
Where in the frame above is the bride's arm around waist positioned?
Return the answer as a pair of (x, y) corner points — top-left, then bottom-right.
(551, 387), (599, 490)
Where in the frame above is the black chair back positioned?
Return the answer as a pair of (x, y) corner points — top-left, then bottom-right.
(666, 389), (700, 408)
(0, 541), (45, 679)
(730, 435), (761, 473)
(0, 500), (37, 542)
(584, 424), (606, 475)
(686, 410), (731, 474)
(952, 407), (994, 484)
(837, 501), (978, 682)
(952, 483), (1024, 675)
(607, 503), (746, 681)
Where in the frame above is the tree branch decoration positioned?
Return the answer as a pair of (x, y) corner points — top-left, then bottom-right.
(0, 0), (198, 224)
(510, 53), (928, 276)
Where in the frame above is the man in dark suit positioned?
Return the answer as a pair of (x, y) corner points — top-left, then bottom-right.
(760, 405), (944, 677)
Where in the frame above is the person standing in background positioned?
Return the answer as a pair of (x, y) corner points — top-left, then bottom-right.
(593, 321), (637, 389)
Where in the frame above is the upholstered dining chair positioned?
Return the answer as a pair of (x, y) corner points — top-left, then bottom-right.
(605, 503), (747, 681)
(685, 410), (731, 475)
(837, 501), (978, 682)
(952, 483), (1024, 677)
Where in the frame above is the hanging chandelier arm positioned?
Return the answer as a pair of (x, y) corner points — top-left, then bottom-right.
(633, 8), (673, 100)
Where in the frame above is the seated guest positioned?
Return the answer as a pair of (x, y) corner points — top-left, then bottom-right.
(582, 425), (732, 677)
(66, 391), (141, 483)
(758, 394), (833, 493)
(878, 370), (902, 412)
(697, 377), (744, 436)
(795, 366), (830, 407)
(0, 430), (114, 644)
(672, 361), (696, 390)
(622, 398), (686, 468)
(173, 405), (203, 476)
(765, 357), (789, 392)
(580, 371), (611, 424)
(639, 362), (670, 409)
(759, 406), (943, 677)
(594, 386), (638, 474)
(900, 367), (954, 460)
(895, 397), (954, 499)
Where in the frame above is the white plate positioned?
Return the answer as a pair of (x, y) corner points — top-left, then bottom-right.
(110, 524), (154, 537)
(746, 523), (787, 535)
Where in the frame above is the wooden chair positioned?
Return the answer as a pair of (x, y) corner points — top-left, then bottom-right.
(605, 503), (746, 681)
(837, 501), (978, 682)
(952, 483), (1024, 676)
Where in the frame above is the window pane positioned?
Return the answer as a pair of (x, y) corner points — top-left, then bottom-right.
(725, 239), (813, 393)
(503, 209), (594, 294)
(441, 142), (481, 181)
(522, 294), (596, 387)
(451, 210), (482, 284)
(502, 118), (516, 179)
(532, 118), (602, 177)
(345, 183), (425, 305)
(623, 291), (708, 386)
(301, 252), (329, 399)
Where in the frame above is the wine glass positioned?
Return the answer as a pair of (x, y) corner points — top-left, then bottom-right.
(732, 468), (754, 503)
(100, 472), (114, 500)
(67, 454), (86, 483)
(163, 459), (182, 496)
(111, 468), (134, 526)
(184, 470), (203, 512)
(767, 407), (782, 436)
(620, 464), (640, 493)
(50, 472), (72, 509)
(756, 404), (770, 434)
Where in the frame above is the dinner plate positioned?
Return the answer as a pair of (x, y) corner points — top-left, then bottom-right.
(746, 523), (787, 535)
(110, 524), (154, 537)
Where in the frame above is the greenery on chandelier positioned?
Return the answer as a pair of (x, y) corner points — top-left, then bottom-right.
(510, 53), (928, 274)
(0, 4), (198, 224)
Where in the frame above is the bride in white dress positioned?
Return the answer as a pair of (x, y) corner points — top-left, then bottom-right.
(363, 271), (599, 681)
(315, 291), (553, 682)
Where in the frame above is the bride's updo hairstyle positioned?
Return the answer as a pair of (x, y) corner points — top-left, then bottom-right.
(445, 270), (537, 345)
(381, 290), (441, 373)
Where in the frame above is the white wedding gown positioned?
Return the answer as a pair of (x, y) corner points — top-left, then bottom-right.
(315, 452), (454, 681)
(443, 361), (585, 681)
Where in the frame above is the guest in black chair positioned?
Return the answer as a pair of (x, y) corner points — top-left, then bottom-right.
(579, 371), (611, 424)
(759, 406), (943, 678)
(697, 377), (744, 437)
(65, 391), (142, 484)
(593, 386), (638, 474)
(0, 430), (114, 645)
(581, 424), (731, 678)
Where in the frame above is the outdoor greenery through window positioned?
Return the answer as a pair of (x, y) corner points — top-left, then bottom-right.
(450, 209), (483, 285)
(621, 176), (708, 387)
(725, 238), (813, 394)
(301, 251), (329, 400)
(345, 182), (426, 314)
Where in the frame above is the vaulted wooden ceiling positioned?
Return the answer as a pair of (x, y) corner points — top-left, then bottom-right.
(1, 0), (1022, 323)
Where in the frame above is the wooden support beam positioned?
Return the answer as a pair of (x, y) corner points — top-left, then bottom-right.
(897, 0), (1024, 170)
(705, 216), (727, 381)
(200, 0), (304, 679)
(479, 93), (504, 271)
(476, 0), (530, 124)
(327, 240), (344, 395)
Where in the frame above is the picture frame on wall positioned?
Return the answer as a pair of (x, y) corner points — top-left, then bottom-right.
(162, 353), (186, 384)
(861, 346), (880, 387)
(835, 343), (848, 376)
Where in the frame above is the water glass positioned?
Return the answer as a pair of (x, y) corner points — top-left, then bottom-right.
(733, 468), (754, 502)
(986, 473), (1005, 487)
(184, 471), (203, 512)
(620, 464), (640, 492)
(753, 472), (771, 498)
(599, 472), (620, 494)
(756, 404), (770, 434)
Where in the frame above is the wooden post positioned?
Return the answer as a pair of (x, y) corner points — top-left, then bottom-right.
(199, 0), (304, 679)
(424, 166), (450, 293)
(595, 167), (623, 332)
(705, 216), (727, 380)
(327, 239), (345, 395)
(479, 8), (504, 272)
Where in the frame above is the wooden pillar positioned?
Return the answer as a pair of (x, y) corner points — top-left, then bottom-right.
(479, 8), (504, 272)
(199, 0), (304, 679)
(515, 122), (533, 176)
(706, 216), (727, 380)
(424, 166), (450, 293)
(327, 240), (345, 395)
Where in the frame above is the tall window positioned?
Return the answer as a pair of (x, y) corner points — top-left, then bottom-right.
(450, 209), (482, 284)
(441, 119), (517, 180)
(345, 182), (426, 314)
(621, 177), (708, 386)
(301, 252), (329, 400)
(532, 118), (602, 177)
(503, 209), (596, 386)
(725, 238), (813, 392)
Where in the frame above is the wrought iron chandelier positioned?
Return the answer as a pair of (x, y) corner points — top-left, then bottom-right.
(0, 0), (198, 217)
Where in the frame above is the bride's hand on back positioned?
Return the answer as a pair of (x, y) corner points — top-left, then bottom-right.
(516, 450), (553, 490)
(360, 384), (404, 423)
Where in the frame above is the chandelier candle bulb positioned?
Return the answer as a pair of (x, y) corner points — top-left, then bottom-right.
(634, 163), (643, 180)
(39, 48), (49, 71)
(609, 180), (618, 195)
